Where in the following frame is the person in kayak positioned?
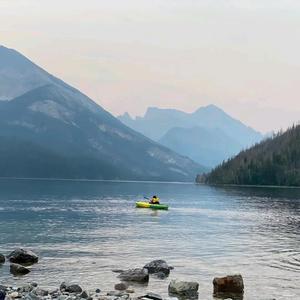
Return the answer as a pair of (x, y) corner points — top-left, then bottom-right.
(149, 195), (160, 204)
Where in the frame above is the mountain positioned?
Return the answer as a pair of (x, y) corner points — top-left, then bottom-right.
(0, 45), (205, 181)
(118, 106), (263, 167)
(202, 125), (300, 187)
(159, 127), (242, 168)
(0, 46), (66, 101)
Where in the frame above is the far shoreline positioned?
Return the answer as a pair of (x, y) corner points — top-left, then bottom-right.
(0, 176), (299, 189)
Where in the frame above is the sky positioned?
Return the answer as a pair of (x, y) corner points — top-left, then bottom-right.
(1, 0), (300, 133)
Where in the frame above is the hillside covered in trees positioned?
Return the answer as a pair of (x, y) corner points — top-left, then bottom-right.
(202, 124), (300, 187)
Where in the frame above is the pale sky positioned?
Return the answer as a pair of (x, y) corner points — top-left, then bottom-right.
(1, 0), (300, 133)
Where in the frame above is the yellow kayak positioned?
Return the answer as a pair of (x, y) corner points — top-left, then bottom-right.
(136, 201), (169, 210)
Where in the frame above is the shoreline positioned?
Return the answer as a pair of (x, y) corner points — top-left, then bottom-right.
(1, 177), (300, 189)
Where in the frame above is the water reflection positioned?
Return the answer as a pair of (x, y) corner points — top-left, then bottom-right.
(0, 179), (299, 300)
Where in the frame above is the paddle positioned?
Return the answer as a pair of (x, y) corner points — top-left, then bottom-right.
(144, 196), (149, 200)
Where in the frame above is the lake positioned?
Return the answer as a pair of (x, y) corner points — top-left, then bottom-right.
(0, 179), (299, 300)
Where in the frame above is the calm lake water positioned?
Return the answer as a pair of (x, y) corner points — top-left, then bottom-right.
(0, 179), (299, 300)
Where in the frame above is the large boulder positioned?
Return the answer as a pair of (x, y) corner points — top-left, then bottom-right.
(213, 274), (244, 295)
(0, 254), (5, 264)
(168, 280), (199, 297)
(118, 268), (149, 283)
(10, 263), (30, 275)
(60, 282), (83, 294)
(7, 249), (38, 265)
(143, 260), (171, 276)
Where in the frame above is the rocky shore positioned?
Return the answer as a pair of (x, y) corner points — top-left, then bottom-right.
(0, 249), (244, 300)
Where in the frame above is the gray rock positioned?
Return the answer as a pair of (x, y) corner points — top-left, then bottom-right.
(106, 291), (129, 298)
(32, 287), (49, 297)
(8, 292), (19, 298)
(95, 289), (101, 294)
(118, 268), (149, 283)
(23, 292), (40, 300)
(143, 260), (171, 276)
(18, 284), (34, 293)
(168, 280), (199, 297)
(114, 283), (128, 291)
(10, 263), (30, 276)
(60, 283), (82, 294)
(213, 274), (244, 296)
(7, 248), (38, 265)
(0, 254), (5, 264)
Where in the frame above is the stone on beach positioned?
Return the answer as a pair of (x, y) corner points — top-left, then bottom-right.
(213, 274), (244, 296)
(10, 263), (31, 276)
(60, 282), (83, 294)
(8, 291), (19, 298)
(118, 268), (149, 283)
(143, 260), (171, 276)
(168, 280), (199, 297)
(115, 283), (128, 291)
(32, 287), (49, 297)
(7, 249), (38, 265)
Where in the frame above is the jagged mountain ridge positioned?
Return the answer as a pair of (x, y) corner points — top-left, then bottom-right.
(118, 106), (263, 167)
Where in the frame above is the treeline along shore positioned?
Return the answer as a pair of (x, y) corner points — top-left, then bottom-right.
(197, 124), (300, 187)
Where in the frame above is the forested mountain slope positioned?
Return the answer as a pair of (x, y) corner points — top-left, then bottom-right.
(203, 125), (300, 186)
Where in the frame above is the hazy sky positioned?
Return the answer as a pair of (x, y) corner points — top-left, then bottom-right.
(1, 0), (300, 133)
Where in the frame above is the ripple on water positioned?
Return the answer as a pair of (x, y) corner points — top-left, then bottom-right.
(0, 180), (299, 300)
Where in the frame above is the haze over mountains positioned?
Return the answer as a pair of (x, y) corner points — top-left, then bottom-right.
(119, 106), (263, 168)
(0, 45), (205, 181)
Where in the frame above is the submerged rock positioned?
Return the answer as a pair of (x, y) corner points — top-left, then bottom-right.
(32, 287), (49, 297)
(118, 268), (149, 283)
(168, 280), (199, 297)
(115, 283), (128, 291)
(0, 254), (5, 264)
(143, 260), (171, 276)
(60, 282), (82, 294)
(112, 269), (124, 273)
(10, 263), (30, 276)
(7, 249), (38, 265)
(213, 274), (244, 296)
